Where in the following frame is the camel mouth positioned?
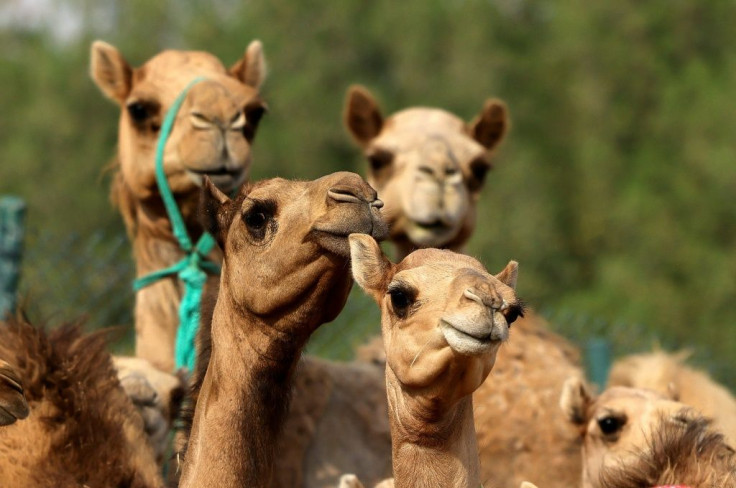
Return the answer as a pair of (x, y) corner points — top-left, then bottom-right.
(414, 220), (451, 231)
(440, 319), (501, 356)
(185, 167), (246, 192)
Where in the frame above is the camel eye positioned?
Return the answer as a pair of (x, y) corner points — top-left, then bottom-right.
(597, 415), (626, 436)
(242, 200), (275, 241)
(503, 304), (524, 326)
(367, 149), (394, 172)
(127, 102), (150, 122)
(388, 284), (416, 319)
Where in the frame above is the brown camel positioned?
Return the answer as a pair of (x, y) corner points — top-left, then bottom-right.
(608, 350), (736, 447)
(0, 359), (28, 426)
(342, 234), (523, 488)
(343, 84), (509, 259)
(0, 316), (163, 487)
(558, 376), (735, 488)
(343, 86), (583, 488)
(91, 39), (267, 373)
(177, 172), (387, 487)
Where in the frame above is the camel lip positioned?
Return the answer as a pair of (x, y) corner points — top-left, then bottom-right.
(185, 166), (243, 177)
(439, 319), (501, 355)
(414, 220), (451, 231)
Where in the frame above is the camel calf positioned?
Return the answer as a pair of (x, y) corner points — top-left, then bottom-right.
(346, 234), (524, 488)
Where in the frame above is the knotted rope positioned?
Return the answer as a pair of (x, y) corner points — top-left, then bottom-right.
(133, 77), (220, 372)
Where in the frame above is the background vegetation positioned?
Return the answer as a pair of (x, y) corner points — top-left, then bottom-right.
(2, 1), (734, 386)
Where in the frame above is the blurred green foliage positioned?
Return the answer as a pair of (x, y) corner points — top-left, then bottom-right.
(1, 1), (734, 384)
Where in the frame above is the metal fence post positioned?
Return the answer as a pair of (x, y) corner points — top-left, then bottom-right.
(0, 196), (26, 318)
(586, 337), (612, 389)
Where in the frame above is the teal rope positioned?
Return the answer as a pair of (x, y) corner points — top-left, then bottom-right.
(132, 77), (220, 372)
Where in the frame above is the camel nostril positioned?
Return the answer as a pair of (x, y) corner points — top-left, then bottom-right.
(463, 289), (484, 305)
(418, 166), (435, 177)
(328, 186), (363, 204)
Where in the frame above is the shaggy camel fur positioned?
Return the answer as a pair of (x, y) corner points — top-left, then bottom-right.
(608, 350), (736, 447)
(344, 85), (509, 259)
(91, 39), (267, 372)
(599, 415), (736, 487)
(0, 316), (162, 487)
(343, 234), (523, 488)
(342, 86), (583, 488)
(0, 359), (28, 426)
(177, 172), (387, 487)
(559, 376), (734, 488)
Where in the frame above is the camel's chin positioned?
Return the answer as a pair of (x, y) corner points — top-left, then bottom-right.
(405, 222), (460, 248)
(185, 168), (247, 194)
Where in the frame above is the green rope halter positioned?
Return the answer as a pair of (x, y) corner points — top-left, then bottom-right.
(133, 77), (220, 372)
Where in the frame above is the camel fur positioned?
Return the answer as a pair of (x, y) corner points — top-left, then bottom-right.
(608, 350), (736, 447)
(0, 316), (162, 487)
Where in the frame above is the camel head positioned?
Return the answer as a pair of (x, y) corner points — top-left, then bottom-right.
(349, 234), (522, 409)
(0, 359), (29, 426)
(201, 172), (387, 335)
(91, 40), (267, 208)
(560, 377), (695, 488)
(344, 86), (509, 257)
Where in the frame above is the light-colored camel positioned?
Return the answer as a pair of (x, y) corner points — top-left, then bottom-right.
(0, 359), (28, 426)
(559, 376), (730, 488)
(91, 39), (267, 373)
(344, 84), (509, 259)
(608, 350), (736, 447)
(342, 86), (583, 488)
(343, 234), (523, 488)
(177, 172), (387, 487)
(0, 317), (163, 487)
(598, 415), (736, 487)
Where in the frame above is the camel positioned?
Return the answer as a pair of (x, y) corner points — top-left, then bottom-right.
(342, 86), (583, 488)
(343, 84), (509, 259)
(90, 39), (267, 373)
(0, 316), (163, 487)
(608, 350), (736, 447)
(0, 359), (28, 426)
(599, 415), (736, 487)
(342, 234), (524, 488)
(177, 172), (387, 487)
(559, 376), (736, 488)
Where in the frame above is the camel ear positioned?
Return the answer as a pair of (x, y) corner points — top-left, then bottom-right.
(560, 376), (594, 426)
(199, 177), (232, 247)
(229, 40), (267, 89)
(469, 98), (509, 151)
(90, 40), (132, 104)
(344, 85), (384, 147)
(495, 260), (518, 290)
(349, 234), (392, 299)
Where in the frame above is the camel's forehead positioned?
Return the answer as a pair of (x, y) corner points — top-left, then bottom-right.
(376, 108), (484, 159)
(131, 50), (231, 101)
(592, 387), (677, 419)
(394, 250), (490, 284)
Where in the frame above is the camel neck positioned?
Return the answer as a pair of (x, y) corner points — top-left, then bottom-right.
(386, 370), (482, 488)
(179, 295), (306, 488)
(130, 197), (221, 372)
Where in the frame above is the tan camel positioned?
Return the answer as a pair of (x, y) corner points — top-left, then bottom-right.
(342, 86), (583, 488)
(177, 172), (387, 487)
(0, 359), (28, 426)
(559, 376), (729, 488)
(344, 85), (509, 259)
(0, 316), (163, 487)
(599, 415), (736, 487)
(341, 234), (523, 488)
(608, 350), (736, 447)
(91, 39), (267, 373)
